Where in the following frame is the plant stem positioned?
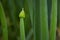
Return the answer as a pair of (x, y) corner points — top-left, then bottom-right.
(40, 0), (49, 40)
(20, 18), (25, 40)
(33, 0), (41, 40)
(19, 8), (25, 40)
(50, 0), (57, 40)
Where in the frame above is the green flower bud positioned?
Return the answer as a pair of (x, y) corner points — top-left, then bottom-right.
(19, 8), (25, 18)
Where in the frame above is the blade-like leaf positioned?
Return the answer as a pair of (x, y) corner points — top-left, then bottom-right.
(0, 2), (8, 40)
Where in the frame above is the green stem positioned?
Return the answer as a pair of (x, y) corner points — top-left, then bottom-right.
(0, 2), (8, 40)
(50, 0), (57, 40)
(19, 8), (25, 40)
(40, 0), (49, 40)
(33, 0), (41, 40)
(20, 18), (25, 40)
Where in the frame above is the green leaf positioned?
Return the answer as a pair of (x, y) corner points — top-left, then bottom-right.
(0, 2), (8, 40)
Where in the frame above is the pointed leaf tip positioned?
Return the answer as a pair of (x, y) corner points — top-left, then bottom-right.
(19, 8), (25, 18)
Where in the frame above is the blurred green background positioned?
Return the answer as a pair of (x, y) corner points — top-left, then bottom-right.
(0, 0), (60, 40)
(0, 0), (32, 40)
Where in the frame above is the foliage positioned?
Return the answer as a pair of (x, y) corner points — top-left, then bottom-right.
(0, 0), (59, 40)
